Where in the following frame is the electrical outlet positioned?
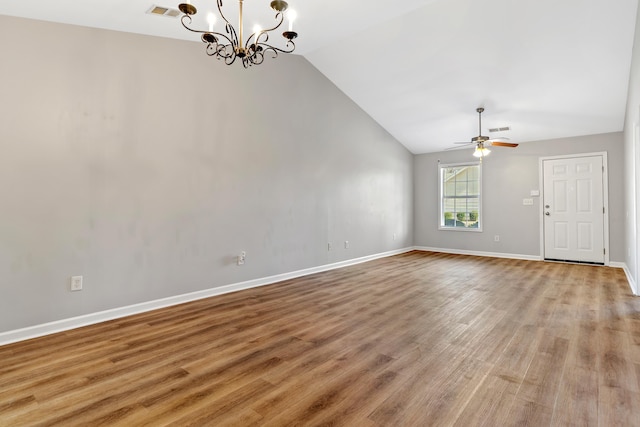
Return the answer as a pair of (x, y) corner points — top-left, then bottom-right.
(327, 243), (331, 251)
(237, 251), (246, 266)
(344, 241), (349, 249)
(393, 233), (396, 240)
(494, 235), (500, 242)
(70, 275), (83, 291)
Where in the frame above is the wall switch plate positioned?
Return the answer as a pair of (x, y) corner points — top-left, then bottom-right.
(237, 251), (246, 265)
(327, 243), (331, 251)
(530, 190), (540, 197)
(523, 198), (534, 206)
(344, 241), (349, 249)
(494, 235), (500, 242)
(70, 276), (83, 291)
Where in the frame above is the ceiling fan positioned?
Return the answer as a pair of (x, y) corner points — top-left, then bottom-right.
(453, 107), (518, 157)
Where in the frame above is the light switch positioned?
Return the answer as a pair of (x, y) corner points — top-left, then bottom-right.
(530, 190), (540, 197)
(523, 198), (534, 206)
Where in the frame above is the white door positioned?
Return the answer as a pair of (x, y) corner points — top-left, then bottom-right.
(542, 155), (605, 264)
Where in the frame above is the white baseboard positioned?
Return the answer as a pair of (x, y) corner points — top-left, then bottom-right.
(414, 246), (542, 261)
(612, 262), (638, 296)
(4, 246), (634, 346)
(0, 247), (414, 346)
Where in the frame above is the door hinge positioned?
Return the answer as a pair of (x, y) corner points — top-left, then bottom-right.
(604, 248), (606, 255)
(603, 207), (605, 214)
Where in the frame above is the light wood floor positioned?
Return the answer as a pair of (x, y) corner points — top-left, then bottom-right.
(1, 251), (639, 426)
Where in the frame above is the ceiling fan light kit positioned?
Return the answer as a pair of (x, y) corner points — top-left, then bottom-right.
(472, 144), (491, 158)
(178, 0), (298, 68)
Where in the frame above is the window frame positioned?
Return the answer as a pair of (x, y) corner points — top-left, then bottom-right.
(438, 161), (483, 232)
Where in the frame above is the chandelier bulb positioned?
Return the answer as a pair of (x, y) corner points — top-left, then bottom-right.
(288, 9), (297, 32)
(207, 13), (216, 32)
(254, 25), (262, 45)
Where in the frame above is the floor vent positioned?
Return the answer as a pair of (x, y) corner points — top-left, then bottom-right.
(147, 5), (181, 18)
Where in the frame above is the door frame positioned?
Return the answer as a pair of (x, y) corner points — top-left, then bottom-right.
(538, 151), (610, 265)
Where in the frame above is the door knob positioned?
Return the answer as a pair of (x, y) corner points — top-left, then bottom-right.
(545, 212), (550, 216)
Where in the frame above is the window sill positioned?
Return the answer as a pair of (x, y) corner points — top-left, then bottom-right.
(438, 226), (483, 232)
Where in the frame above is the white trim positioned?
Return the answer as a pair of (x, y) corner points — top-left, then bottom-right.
(538, 152), (610, 265)
(0, 247), (413, 346)
(612, 262), (639, 295)
(438, 161), (483, 232)
(635, 116), (640, 298)
(414, 246), (542, 261)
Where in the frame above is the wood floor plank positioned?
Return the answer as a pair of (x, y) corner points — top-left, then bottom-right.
(550, 365), (598, 426)
(257, 349), (395, 426)
(597, 328), (639, 392)
(515, 334), (569, 408)
(368, 345), (480, 425)
(507, 398), (554, 426)
(452, 369), (520, 427)
(0, 251), (637, 426)
(404, 356), (493, 426)
(598, 386), (640, 426)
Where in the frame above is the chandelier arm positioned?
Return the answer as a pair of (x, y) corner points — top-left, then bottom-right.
(180, 16), (235, 47)
(217, 0), (240, 46)
(224, 23), (239, 47)
(224, 49), (238, 65)
(259, 41), (296, 56)
(242, 51), (264, 68)
(218, 44), (237, 62)
(216, 0), (232, 31)
(207, 43), (236, 62)
(247, 12), (285, 50)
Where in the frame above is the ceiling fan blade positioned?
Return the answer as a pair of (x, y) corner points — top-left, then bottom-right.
(488, 137), (511, 141)
(489, 141), (519, 147)
(453, 141), (474, 145)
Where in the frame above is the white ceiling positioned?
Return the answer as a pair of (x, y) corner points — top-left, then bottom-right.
(0, 0), (637, 154)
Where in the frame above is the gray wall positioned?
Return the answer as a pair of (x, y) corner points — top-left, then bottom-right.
(624, 3), (640, 292)
(0, 16), (413, 332)
(414, 132), (625, 261)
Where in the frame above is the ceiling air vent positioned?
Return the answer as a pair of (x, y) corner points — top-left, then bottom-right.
(488, 126), (511, 133)
(147, 5), (181, 18)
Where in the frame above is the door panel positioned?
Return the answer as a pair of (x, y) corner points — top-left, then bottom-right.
(554, 222), (568, 249)
(543, 156), (604, 264)
(553, 181), (568, 212)
(576, 222), (592, 250)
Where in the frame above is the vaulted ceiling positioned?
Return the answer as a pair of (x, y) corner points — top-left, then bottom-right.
(1, 0), (637, 153)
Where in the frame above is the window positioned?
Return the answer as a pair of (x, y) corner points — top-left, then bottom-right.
(439, 162), (482, 231)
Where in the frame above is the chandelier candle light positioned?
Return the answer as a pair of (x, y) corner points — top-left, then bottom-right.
(178, 0), (298, 68)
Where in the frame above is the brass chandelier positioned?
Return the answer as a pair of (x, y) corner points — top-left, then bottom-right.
(178, 0), (298, 68)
